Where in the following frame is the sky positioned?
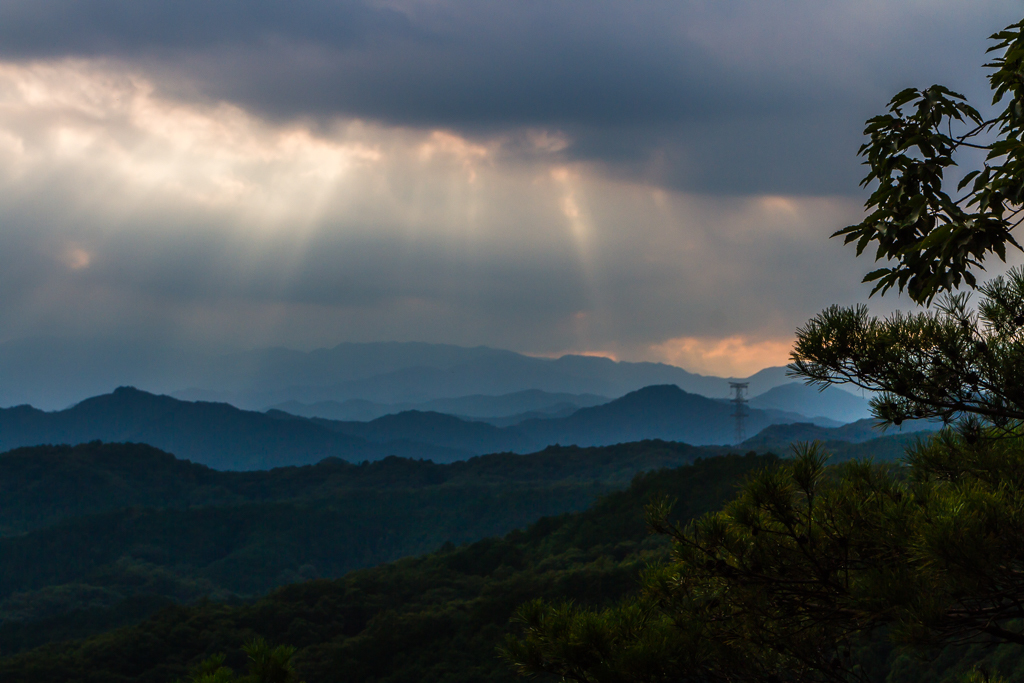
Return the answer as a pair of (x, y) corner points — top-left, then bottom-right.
(0, 0), (1020, 377)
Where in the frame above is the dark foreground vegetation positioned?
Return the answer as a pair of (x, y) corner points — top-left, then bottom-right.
(0, 438), (721, 653)
(0, 452), (771, 682)
(0, 429), (932, 664)
(4, 439), (1023, 683)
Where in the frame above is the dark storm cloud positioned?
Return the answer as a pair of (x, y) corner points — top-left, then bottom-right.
(1, 0), (1022, 398)
(3, 0), (1014, 194)
(0, 1), (752, 125)
(0, 1), (420, 55)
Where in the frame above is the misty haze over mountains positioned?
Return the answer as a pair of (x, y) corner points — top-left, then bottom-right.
(0, 338), (884, 472)
(0, 338), (863, 413)
(0, 381), (879, 470)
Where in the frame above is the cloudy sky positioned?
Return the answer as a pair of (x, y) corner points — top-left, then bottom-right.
(0, 0), (1019, 377)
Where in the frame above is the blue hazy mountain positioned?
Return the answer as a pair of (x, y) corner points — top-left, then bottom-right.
(748, 382), (872, 423)
(268, 389), (610, 422)
(0, 337), (797, 411)
(274, 385), (867, 427)
(740, 416), (939, 451)
(174, 345), (795, 409)
(310, 411), (537, 455)
(0, 388), (472, 469)
(470, 403), (585, 427)
(0, 385), (852, 469)
(514, 385), (832, 448)
(312, 385), (835, 451)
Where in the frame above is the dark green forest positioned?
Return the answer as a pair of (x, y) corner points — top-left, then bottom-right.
(0, 439), (724, 653)
(0, 451), (771, 682)
(0, 430), (923, 655)
(2, 440), (1020, 683)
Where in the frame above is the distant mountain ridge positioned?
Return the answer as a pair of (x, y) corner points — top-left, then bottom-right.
(268, 389), (611, 422)
(0, 337), (800, 411)
(0, 385), (869, 470)
(747, 383), (871, 423)
(269, 382), (864, 427)
(171, 344), (797, 410)
(741, 417), (939, 451)
(0, 389), (469, 469)
(306, 384), (828, 456)
(513, 385), (824, 448)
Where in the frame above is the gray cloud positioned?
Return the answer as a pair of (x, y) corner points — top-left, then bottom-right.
(0, 1), (1018, 194)
(0, 0), (1021, 407)
(0, 110), (870, 359)
(0, 1), (419, 56)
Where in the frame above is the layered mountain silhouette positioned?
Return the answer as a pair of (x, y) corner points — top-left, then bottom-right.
(0, 389), (468, 469)
(173, 344), (795, 408)
(514, 385), (814, 447)
(0, 338), (798, 411)
(0, 385), (876, 470)
(740, 417), (939, 451)
(272, 382), (860, 426)
(268, 389), (610, 422)
(748, 383), (871, 423)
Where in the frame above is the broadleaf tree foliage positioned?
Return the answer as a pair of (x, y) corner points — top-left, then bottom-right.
(834, 19), (1024, 304)
(502, 15), (1024, 683)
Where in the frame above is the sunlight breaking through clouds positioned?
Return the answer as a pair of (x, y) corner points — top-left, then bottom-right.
(0, 58), (876, 370)
(0, 60), (388, 229)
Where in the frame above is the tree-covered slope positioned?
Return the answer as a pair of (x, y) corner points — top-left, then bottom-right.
(0, 439), (722, 654)
(0, 440), (719, 537)
(0, 453), (774, 682)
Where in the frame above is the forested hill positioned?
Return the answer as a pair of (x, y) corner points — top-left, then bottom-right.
(0, 440), (717, 537)
(0, 452), (775, 683)
(0, 440), (1005, 683)
(0, 439), (721, 658)
(0, 385), (837, 469)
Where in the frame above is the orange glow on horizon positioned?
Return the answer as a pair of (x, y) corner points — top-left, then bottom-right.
(648, 335), (794, 377)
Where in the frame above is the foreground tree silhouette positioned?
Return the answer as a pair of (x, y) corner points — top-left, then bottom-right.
(792, 267), (1024, 431)
(834, 19), (1024, 304)
(502, 15), (1024, 683)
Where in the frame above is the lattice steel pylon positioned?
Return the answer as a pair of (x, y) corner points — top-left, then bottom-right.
(729, 382), (749, 445)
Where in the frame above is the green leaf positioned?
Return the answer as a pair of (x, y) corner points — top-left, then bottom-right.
(863, 268), (891, 283)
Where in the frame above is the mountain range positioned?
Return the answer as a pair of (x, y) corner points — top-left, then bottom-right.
(747, 382), (871, 423)
(0, 445), (769, 670)
(271, 382), (873, 425)
(0, 338), (840, 411)
(0, 383), (882, 470)
(267, 389), (612, 422)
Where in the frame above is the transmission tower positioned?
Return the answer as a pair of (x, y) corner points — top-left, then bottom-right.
(729, 382), (749, 444)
